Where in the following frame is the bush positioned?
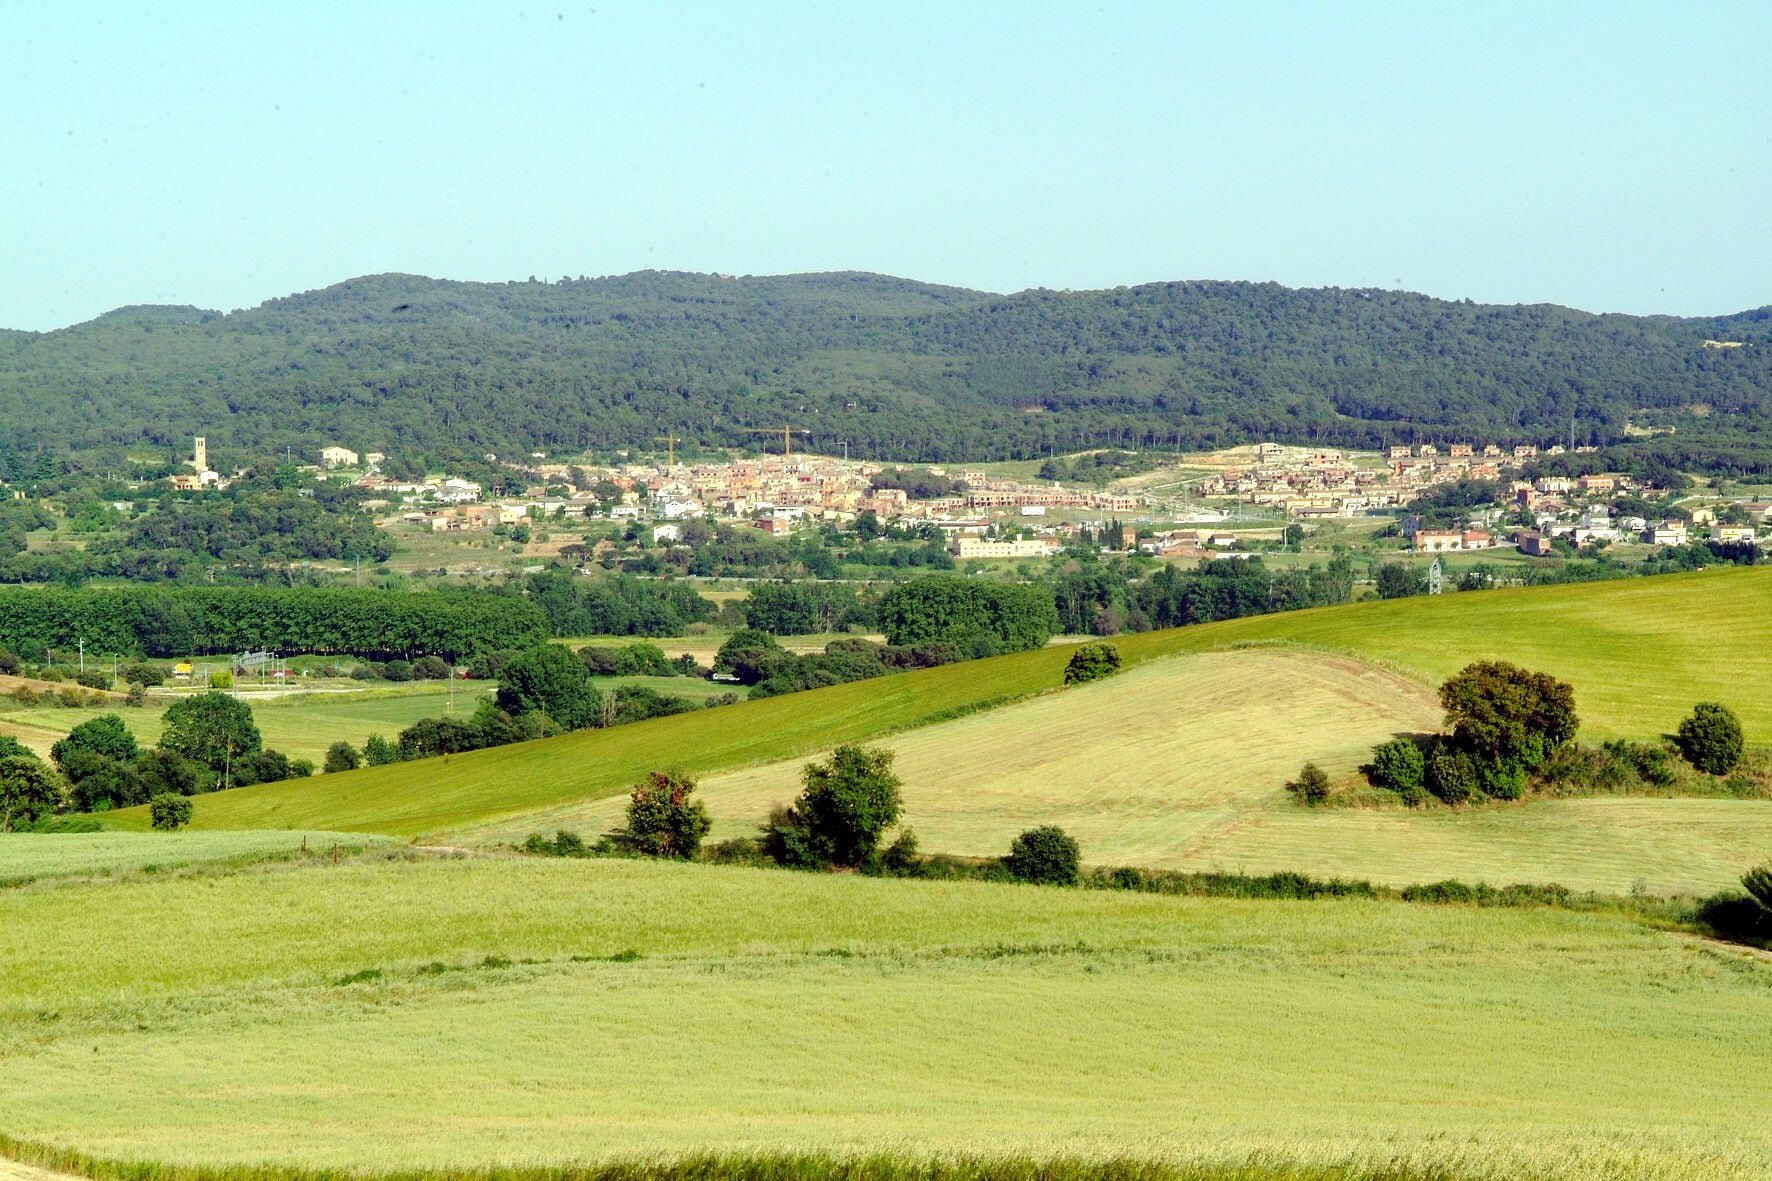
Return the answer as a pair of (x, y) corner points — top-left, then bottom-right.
(763, 744), (902, 869)
(208, 669), (233, 690)
(1004, 825), (1081, 885)
(381, 659), (414, 683)
(124, 684), (148, 707)
(74, 669), (110, 690)
(1287, 761), (1331, 806)
(1746, 863), (1772, 914)
(323, 741), (361, 773)
(1368, 738), (1427, 801)
(1063, 641), (1121, 686)
(1676, 702), (1744, 776)
(120, 662), (167, 687)
(1425, 742), (1481, 804)
(881, 829), (922, 876)
(624, 769), (712, 859)
(149, 792), (193, 831)
(521, 829), (588, 857)
(411, 655), (452, 680)
(362, 734), (399, 765)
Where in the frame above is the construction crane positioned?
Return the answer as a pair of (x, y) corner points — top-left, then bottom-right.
(744, 425), (811, 458)
(653, 432), (681, 466)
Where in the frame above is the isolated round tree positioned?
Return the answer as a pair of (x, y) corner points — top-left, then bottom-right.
(1676, 702), (1744, 776)
(1005, 826), (1081, 885)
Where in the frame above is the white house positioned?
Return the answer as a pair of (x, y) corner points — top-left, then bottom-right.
(319, 446), (360, 468)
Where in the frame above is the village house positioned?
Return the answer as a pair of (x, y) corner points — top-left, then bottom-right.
(1649, 523), (1688, 546)
(319, 445), (360, 468)
(953, 536), (1060, 560)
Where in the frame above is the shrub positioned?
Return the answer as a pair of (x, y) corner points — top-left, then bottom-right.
(208, 669), (233, 690)
(324, 741), (361, 774)
(624, 769), (712, 859)
(881, 829), (922, 876)
(289, 759), (315, 778)
(1063, 641), (1121, 686)
(381, 659), (414, 683)
(1368, 738), (1427, 799)
(362, 733), (399, 765)
(1746, 863), (1772, 914)
(411, 655), (452, 680)
(120, 662), (167, 687)
(74, 669), (110, 690)
(1287, 761), (1331, 806)
(124, 683), (148, 707)
(148, 792), (193, 831)
(1676, 702), (1744, 776)
(763, 744), (902, 869)
(1004, 825), (1081, 885)
(521, 829), (588, 857)
(1425, 742), (1481, 804)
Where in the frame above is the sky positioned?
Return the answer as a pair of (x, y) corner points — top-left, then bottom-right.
(1, 1), (1767, 331)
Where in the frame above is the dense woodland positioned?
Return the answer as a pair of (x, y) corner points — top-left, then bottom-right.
(1, 271), (1768, 476)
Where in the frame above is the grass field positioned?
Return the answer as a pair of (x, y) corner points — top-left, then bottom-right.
(460, 649), (1443, 854)
(0, 682), (499, 765)
(0, 857), (1766, 1179)
(0, 831), (389, 887)
(462, 649), (1770, 895)
(101, 568), (1770, 849)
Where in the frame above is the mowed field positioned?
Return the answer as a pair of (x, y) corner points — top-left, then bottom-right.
(88, 568), (1771, 831)
(466, 649), (1772, 895)
(1, 857), (1767, 1180)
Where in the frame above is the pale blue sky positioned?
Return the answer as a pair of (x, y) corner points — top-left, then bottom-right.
(2, 1), (1766, 330)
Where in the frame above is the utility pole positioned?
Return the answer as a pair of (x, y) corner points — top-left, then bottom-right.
(77, 637), (85, 674)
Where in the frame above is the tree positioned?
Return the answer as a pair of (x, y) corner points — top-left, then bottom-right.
(495, 644), (600, 731)
(1288, 762), (1331, 805)
(1376, 563), (1427, 599)
(1368, 738), (1427, 802)
(323, 741), (361, 773)
(764, 745), (903, 869)
(0, 755), (66, 830)
(135, 748), (211, 797)
(624, 769), (712, 859)
(1437, 661), (1577, 794)
(362, 733), (399, 766)
(713, 628), (792, 685)
(1063, 641), (1121, 686)
(149, 792), (193, 831)
(159, 692), (262, 789)
(50, 714), (139, 774)
(877, 577), (1057, 655)
(1004, 825), (1081, 885)
(1675, 702), (1744, 776)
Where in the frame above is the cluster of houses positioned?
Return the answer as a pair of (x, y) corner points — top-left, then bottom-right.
(1194, 441), (1606, 521)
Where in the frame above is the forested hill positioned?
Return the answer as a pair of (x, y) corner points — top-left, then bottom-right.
(1, 270), (1768, 473)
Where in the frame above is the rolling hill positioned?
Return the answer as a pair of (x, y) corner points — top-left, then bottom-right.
(2, 857), (1768, 1179)
(3, 270), (1769, 471)
(87, 567), (1770, 897)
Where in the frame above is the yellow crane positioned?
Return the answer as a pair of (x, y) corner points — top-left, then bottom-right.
(653, 432), (681, 466)
(744, 425), (811, 458)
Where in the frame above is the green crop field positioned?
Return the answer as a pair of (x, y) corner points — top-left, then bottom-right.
(0, 831), (389, 887)
(0, 857), (1766, 1180)
(98, 568), (1768, 853)
(463, 648), (1771, 895)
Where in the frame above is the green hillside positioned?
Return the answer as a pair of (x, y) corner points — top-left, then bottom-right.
(102, 567), (1768, 840)
(460, 646), (1771, 895)
(2, 857), (1767, 1179)
(4, 270), (1769, 472)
